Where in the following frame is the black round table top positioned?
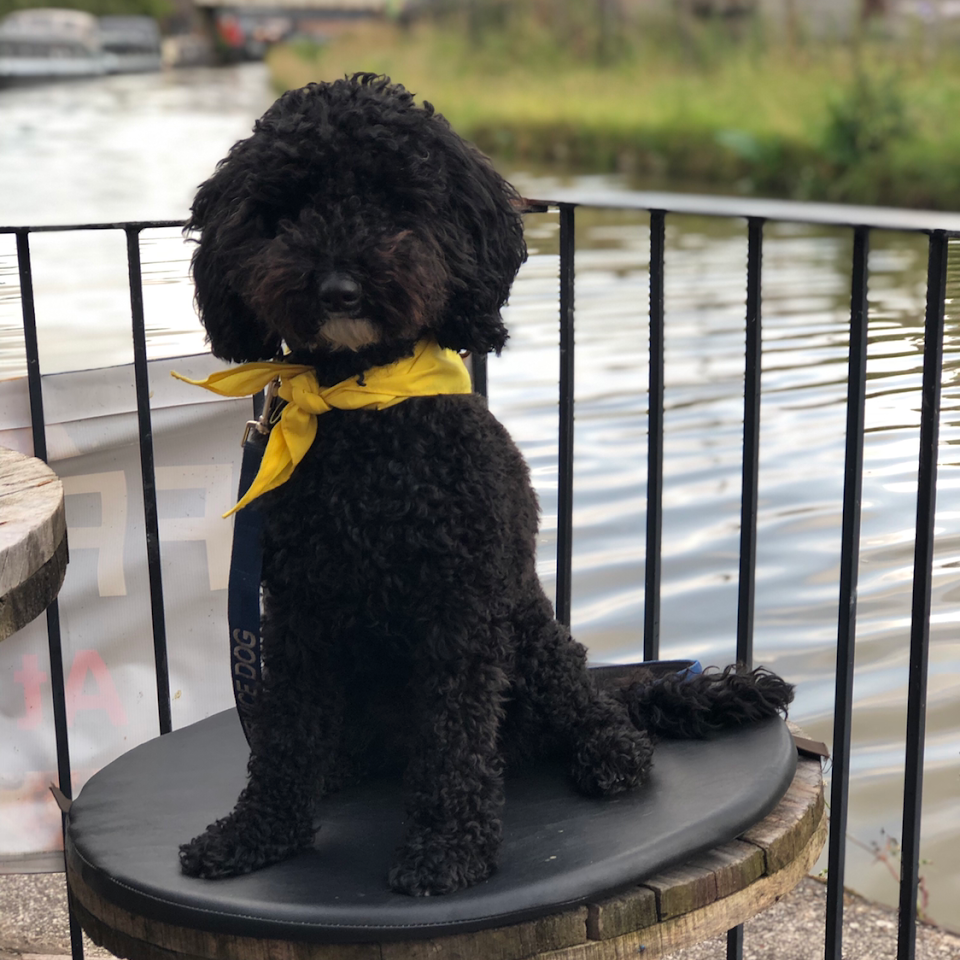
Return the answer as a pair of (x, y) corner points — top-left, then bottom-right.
(66, 706), (796, 943)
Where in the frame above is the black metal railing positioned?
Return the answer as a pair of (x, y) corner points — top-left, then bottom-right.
(3, 191), (959, 960)
(825, 223), (870, 957)
(643, 208), (665, 662)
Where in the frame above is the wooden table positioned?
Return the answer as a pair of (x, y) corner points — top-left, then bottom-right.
(572, 745), (825, 959)
(68, 741), (824, 960)
(0, 445), (67, 641)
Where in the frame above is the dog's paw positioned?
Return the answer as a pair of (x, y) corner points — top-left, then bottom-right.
(180, 812), (313, 879)
(571, 724), (653, 797)
(388, 830), (498, 896)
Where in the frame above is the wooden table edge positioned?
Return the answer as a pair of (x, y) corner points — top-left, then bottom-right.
(0, 445), (67, 639)
(0, 524), (68, 642)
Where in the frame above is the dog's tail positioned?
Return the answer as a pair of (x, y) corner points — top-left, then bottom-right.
(611, 665), (794, 740)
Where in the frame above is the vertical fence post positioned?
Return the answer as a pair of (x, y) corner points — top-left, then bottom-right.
(736, 218), (764, 669)
(726, 925), (744, 960)
(472, 352), (488, 401)
(644, 211), (666, 661)
(125, 226), (172, 736)
(727, 216), (764, 960)
(16, 229), (85, 960)
(824, 225), (871, 960)
(896, 230), (948, 960)
(555, 204), (576, 628)
(17, 232), (46, 463)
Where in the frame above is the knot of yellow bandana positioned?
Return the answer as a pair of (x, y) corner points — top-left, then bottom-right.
(172, 339), (472, 516)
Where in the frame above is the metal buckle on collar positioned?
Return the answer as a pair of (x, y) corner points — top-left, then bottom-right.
(241, 376), (282, 447)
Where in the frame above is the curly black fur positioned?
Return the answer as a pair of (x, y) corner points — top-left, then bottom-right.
(178, 73), (793, 897)
(187, 72), (523, 370)
(621, 665), (795, 740)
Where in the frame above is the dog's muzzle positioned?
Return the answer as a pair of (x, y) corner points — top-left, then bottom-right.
(316, 316), (381, 352)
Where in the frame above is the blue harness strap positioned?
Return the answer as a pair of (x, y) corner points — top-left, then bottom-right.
(588, 659), (703, 687)
(228, 428), (268, 746)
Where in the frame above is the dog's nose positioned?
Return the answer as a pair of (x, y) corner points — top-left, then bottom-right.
(319, 274), (362, 314)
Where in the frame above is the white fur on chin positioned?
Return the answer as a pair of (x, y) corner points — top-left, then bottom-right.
(316, 317), (381, 352)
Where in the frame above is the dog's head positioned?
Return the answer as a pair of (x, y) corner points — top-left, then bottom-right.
(187, 73), (527, 375)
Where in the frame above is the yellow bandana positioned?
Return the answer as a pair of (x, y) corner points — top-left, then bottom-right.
(173, 339), (471, 516)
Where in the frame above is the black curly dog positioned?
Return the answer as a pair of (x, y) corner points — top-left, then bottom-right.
(178, 73), (793, 897)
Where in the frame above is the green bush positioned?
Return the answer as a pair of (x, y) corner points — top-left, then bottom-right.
(267, 13), (960, 210)
(822, 70), (914, 169)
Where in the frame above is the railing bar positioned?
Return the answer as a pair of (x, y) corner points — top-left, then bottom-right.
(16, 230), (85, 960)
(1, 220), (185, 234)
(16, 231), (47, 462)
(49, 600), (86, 960)
(472, 352), (488, 400)
(6, 201), (960, 236)
(556, 203), (576, 627)
(726, 924), (744, 960)
(42, 598), (72, 793)
(125, 225), (173, 736)
(531, 190), (960, 236)
(896, 230), (948, 960)
(726, 216), (764, 960)
(643, 210), (665, 661)
(736, 218), (764, 668)
(824, 224), (871, 960)
(66, 887), (85, 959)
(17, 230), (73, 791)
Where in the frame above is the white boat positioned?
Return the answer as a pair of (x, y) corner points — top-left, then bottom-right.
(0, 9), (163, 83)
(0, 8), (105, 81)
(99, 16), (162, 74)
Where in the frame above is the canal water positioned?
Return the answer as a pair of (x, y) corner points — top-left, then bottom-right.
(1, 64), (958, 929)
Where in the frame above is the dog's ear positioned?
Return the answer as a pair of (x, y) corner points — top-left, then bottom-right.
(186, 159), (283, 364)
(431, 138), (527, 356)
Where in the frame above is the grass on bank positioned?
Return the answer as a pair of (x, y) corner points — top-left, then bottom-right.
(266, 17), (960, 211)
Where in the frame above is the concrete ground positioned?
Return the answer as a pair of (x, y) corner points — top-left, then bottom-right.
(0, 871), (958, 960)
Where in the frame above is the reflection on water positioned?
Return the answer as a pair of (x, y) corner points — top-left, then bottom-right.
(0, 63), (275, 225)
(1, 63), (275, 375)
(1, 67), (958, 929)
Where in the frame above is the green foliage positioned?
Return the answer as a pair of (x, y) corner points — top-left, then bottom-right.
(285, 36), (324, 66)
(268, 9), (960, 210)
(430, 0), (641, 67)
(795, 68), (922, 203)
(0, 0), (171, 20)
(822, 70), (914, 169)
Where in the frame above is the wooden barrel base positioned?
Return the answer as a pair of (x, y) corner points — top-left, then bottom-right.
(67, 751), (824, 960)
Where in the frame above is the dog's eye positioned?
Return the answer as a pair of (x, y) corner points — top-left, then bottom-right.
(373, 231), (415, 262)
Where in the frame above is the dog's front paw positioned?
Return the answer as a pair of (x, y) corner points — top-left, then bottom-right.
(388, 829), (498, 896)
(180, 811), (313, 879)
(571, 724), (653, 797)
